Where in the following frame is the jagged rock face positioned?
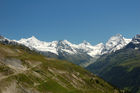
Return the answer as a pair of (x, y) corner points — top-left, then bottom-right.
(126, 34), (140, 50)
(132, 34), (140, 45)
(0, 36), (19, 46)
(57, 40), (77, 54)
(0, 36), (6, 42)
(0, 36), (11, 44)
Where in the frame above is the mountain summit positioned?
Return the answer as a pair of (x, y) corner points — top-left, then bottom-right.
(17, 36), (58, 55)
(125, 34), (140, 50)
(132, 34), (140, 45)
(104, 34), (131, 53)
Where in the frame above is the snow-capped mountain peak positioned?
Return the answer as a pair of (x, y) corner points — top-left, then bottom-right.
(78, 40), (92, 49)
(19, 36), (40, 44)
(62, 40), (71, 44)
(82, 40), (91, 45)
(29, 36), (39, 41)
(18, 36), (41, 48)
(105, 34), (131, 53)
(17, 36), (58, 55)
(57, 40), (78, 54)
(58, 40), (73, 46)
(105, 34), (123, 49)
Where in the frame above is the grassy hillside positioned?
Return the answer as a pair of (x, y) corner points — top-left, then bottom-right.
(0, 43), (120, 93)
(87, 47), (140, 93)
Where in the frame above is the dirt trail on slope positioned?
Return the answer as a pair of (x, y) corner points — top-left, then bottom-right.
(0, 62), (41, 81)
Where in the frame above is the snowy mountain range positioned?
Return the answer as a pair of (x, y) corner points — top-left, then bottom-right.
(0, 34), (131, 67)
(14, 34), (131, 67)
(16, 34), (130, 56)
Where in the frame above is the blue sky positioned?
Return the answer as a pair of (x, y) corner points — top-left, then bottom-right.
(0, 0), (140, 45)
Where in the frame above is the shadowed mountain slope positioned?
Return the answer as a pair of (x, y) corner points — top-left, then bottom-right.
(87, 34), (140, 93)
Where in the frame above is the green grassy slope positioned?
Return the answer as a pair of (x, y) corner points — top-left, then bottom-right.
(0, 43), (120, 93)
(87, 47), (140, 93)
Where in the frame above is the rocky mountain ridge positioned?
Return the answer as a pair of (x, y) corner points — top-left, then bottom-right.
(0, 34), (131, 67)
